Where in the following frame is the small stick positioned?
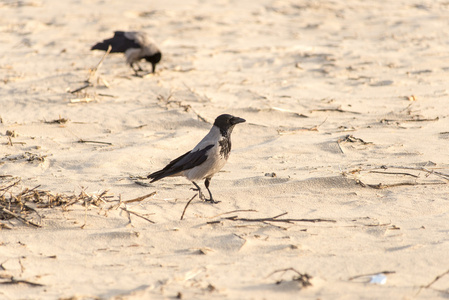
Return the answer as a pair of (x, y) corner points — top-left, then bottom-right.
(81, 201), (88, 229)
(350, 165), (449, 181)
(417, 268), (449, 295)
(277, 118), (327, 135)
(180, 194), (198, 220)
(223, 212), (336, 224)
(122, 192), (156, 204)
(0, 180), (21, 193)
(19, 185), (41, 195)
(310, 107), (361, 114)
(364, 182), (446, 189)
(194, 111), (209, 124)
(338, 135), (372, 145)
(97, 93), (116, 98)
(0, 277), (44, 287)
(368, 170), (419, 178)
(0, 208), (41, 228)
(209, 209), (258, 219)
(421, 168), (449, 181)
(87, 45), (112, 83)
(267, 267), (310, 279)
(23, 204), (42, 223)
(270, 107), (309, 118)
(43, 116), (69, 124)
(109, 192), (156, 210)
(336, 140), (345, 154)
(69, 83), (93, 94)
(380, 117), (439, 123)
(267, 268), (313, 287)
(348, 270), (396, 281)
(78, 139), (112, 146)
(390, 166), (449, 180)
(120, 207), (155, 224)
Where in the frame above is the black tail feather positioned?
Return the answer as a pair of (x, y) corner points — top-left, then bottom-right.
(91, 42), (112, 51)
(147, 170), (169, 183)
(91, 32), (141, 53)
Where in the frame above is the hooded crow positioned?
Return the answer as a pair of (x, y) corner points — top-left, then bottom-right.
(91, 31), (162, 74)
(148, 114), (246, 203)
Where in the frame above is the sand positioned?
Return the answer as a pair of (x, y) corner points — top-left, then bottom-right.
(1, 0), (449, 299)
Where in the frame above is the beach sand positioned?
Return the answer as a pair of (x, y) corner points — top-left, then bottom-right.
(1, 0), (449, 299)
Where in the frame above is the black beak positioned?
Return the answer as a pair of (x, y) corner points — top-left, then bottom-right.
(151, 63), (156, 73)
(230, 116), (246, 125)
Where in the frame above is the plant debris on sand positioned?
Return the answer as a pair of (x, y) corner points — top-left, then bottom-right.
(0, 178), (111, 228)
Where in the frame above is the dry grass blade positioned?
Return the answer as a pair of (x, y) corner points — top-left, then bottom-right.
(87, 44), (112, 83)
(69, 45), (111, 100)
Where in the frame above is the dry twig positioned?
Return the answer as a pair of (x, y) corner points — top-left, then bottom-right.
(87, 45), (112, 83)
(120, 207), (155, 224)
(0, 277), (44, 287)
(43, 116), (69, 124)
(356, 181), (446, 189)
(208, 209), (258, 219)
(78, 139), (112, 146)
(180, 194), (198, 220)
(220, 212), (336, 224)
(0, 208), (41, 228)
(348, 270), (396, 281)
(68, 45), (111, 98)
(416, 268), (449, 296)
(310, 107), (361, 114)
(368, 170), (419, 178)
(68, 83), (92, 94)
(267, 268), (313, 288)
(380, 117), (439, 124)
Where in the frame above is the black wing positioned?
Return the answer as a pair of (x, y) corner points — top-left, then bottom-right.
(91, 31), (141, 53)
(148, 144), (214, 182)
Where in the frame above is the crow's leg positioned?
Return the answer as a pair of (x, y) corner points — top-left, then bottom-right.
(130, 62), (144, 75)
(204, 178), (220, 204)
(191, 181), (205, 200)
(135, 62), (144, 72)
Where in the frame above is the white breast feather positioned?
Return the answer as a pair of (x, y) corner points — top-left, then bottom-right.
(183, 126), (228, 181)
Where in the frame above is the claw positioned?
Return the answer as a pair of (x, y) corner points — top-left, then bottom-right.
(191, 181), (219, 203)
(204, 198), (221, 204)
(190, 186), (205, 200)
